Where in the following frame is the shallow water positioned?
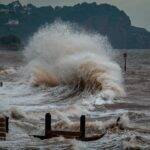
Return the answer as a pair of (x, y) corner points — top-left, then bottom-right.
(0, 50), (150, 149)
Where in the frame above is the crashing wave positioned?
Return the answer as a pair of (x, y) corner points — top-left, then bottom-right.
(24, 22), (125, 98)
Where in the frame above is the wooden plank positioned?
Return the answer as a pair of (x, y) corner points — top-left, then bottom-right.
(0, 116), (8, 140)
(0, 132), (6, 137)
(33, 135), (45, 140)
(34, 132), (105, 141)
(78, 133), (106, 141)
(0, 123), (5, 127)
(47, 131), (80, 138)
(0, 137), (6, 140)
(0, 117), (5, 122)
(0, 127), (6, 132)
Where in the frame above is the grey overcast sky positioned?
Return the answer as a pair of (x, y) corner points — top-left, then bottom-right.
(0, 0), (150, 31)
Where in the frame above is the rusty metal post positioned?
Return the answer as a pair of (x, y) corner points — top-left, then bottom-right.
(5, 116), (9, 133)
(45, 113), (51, 137)
(80, 115), (85, 139)
(123, 53), (127, 72)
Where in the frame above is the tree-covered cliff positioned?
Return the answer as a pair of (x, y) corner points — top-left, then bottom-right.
(0, 1), (150, 49)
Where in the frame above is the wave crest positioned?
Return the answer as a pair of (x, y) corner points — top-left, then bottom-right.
(24, 22), (125, 98)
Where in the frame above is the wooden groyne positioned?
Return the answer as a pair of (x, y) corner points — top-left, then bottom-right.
(0, 115), (9, 140)
(34, 113), (105, 141)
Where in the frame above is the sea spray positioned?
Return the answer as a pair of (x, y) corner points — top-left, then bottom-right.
(24, 21), (125, 99)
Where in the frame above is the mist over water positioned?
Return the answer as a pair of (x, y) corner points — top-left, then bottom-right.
(24, 22), (125, 100)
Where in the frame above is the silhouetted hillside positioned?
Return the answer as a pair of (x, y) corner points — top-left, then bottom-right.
(0, 1), (150, 49)
(0, 35), (21, 50)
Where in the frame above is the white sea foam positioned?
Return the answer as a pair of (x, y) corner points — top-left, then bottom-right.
(24, 21), (125, 100)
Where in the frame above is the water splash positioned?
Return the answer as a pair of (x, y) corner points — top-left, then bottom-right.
(24, 21), (125, 99)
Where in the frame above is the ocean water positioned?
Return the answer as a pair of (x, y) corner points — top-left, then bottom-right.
(0, 23), (150, 149)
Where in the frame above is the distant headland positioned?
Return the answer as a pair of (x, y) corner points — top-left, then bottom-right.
(0, 1), (150, 49)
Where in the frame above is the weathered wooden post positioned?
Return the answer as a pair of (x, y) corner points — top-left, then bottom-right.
(0, 82), (3, 87)
(0, 116), (8, 140)
(123, 53), (127, 72)
(80, 115), (85, 139)
(5, 116), (9, 133)
(45, 113), (51, 137)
